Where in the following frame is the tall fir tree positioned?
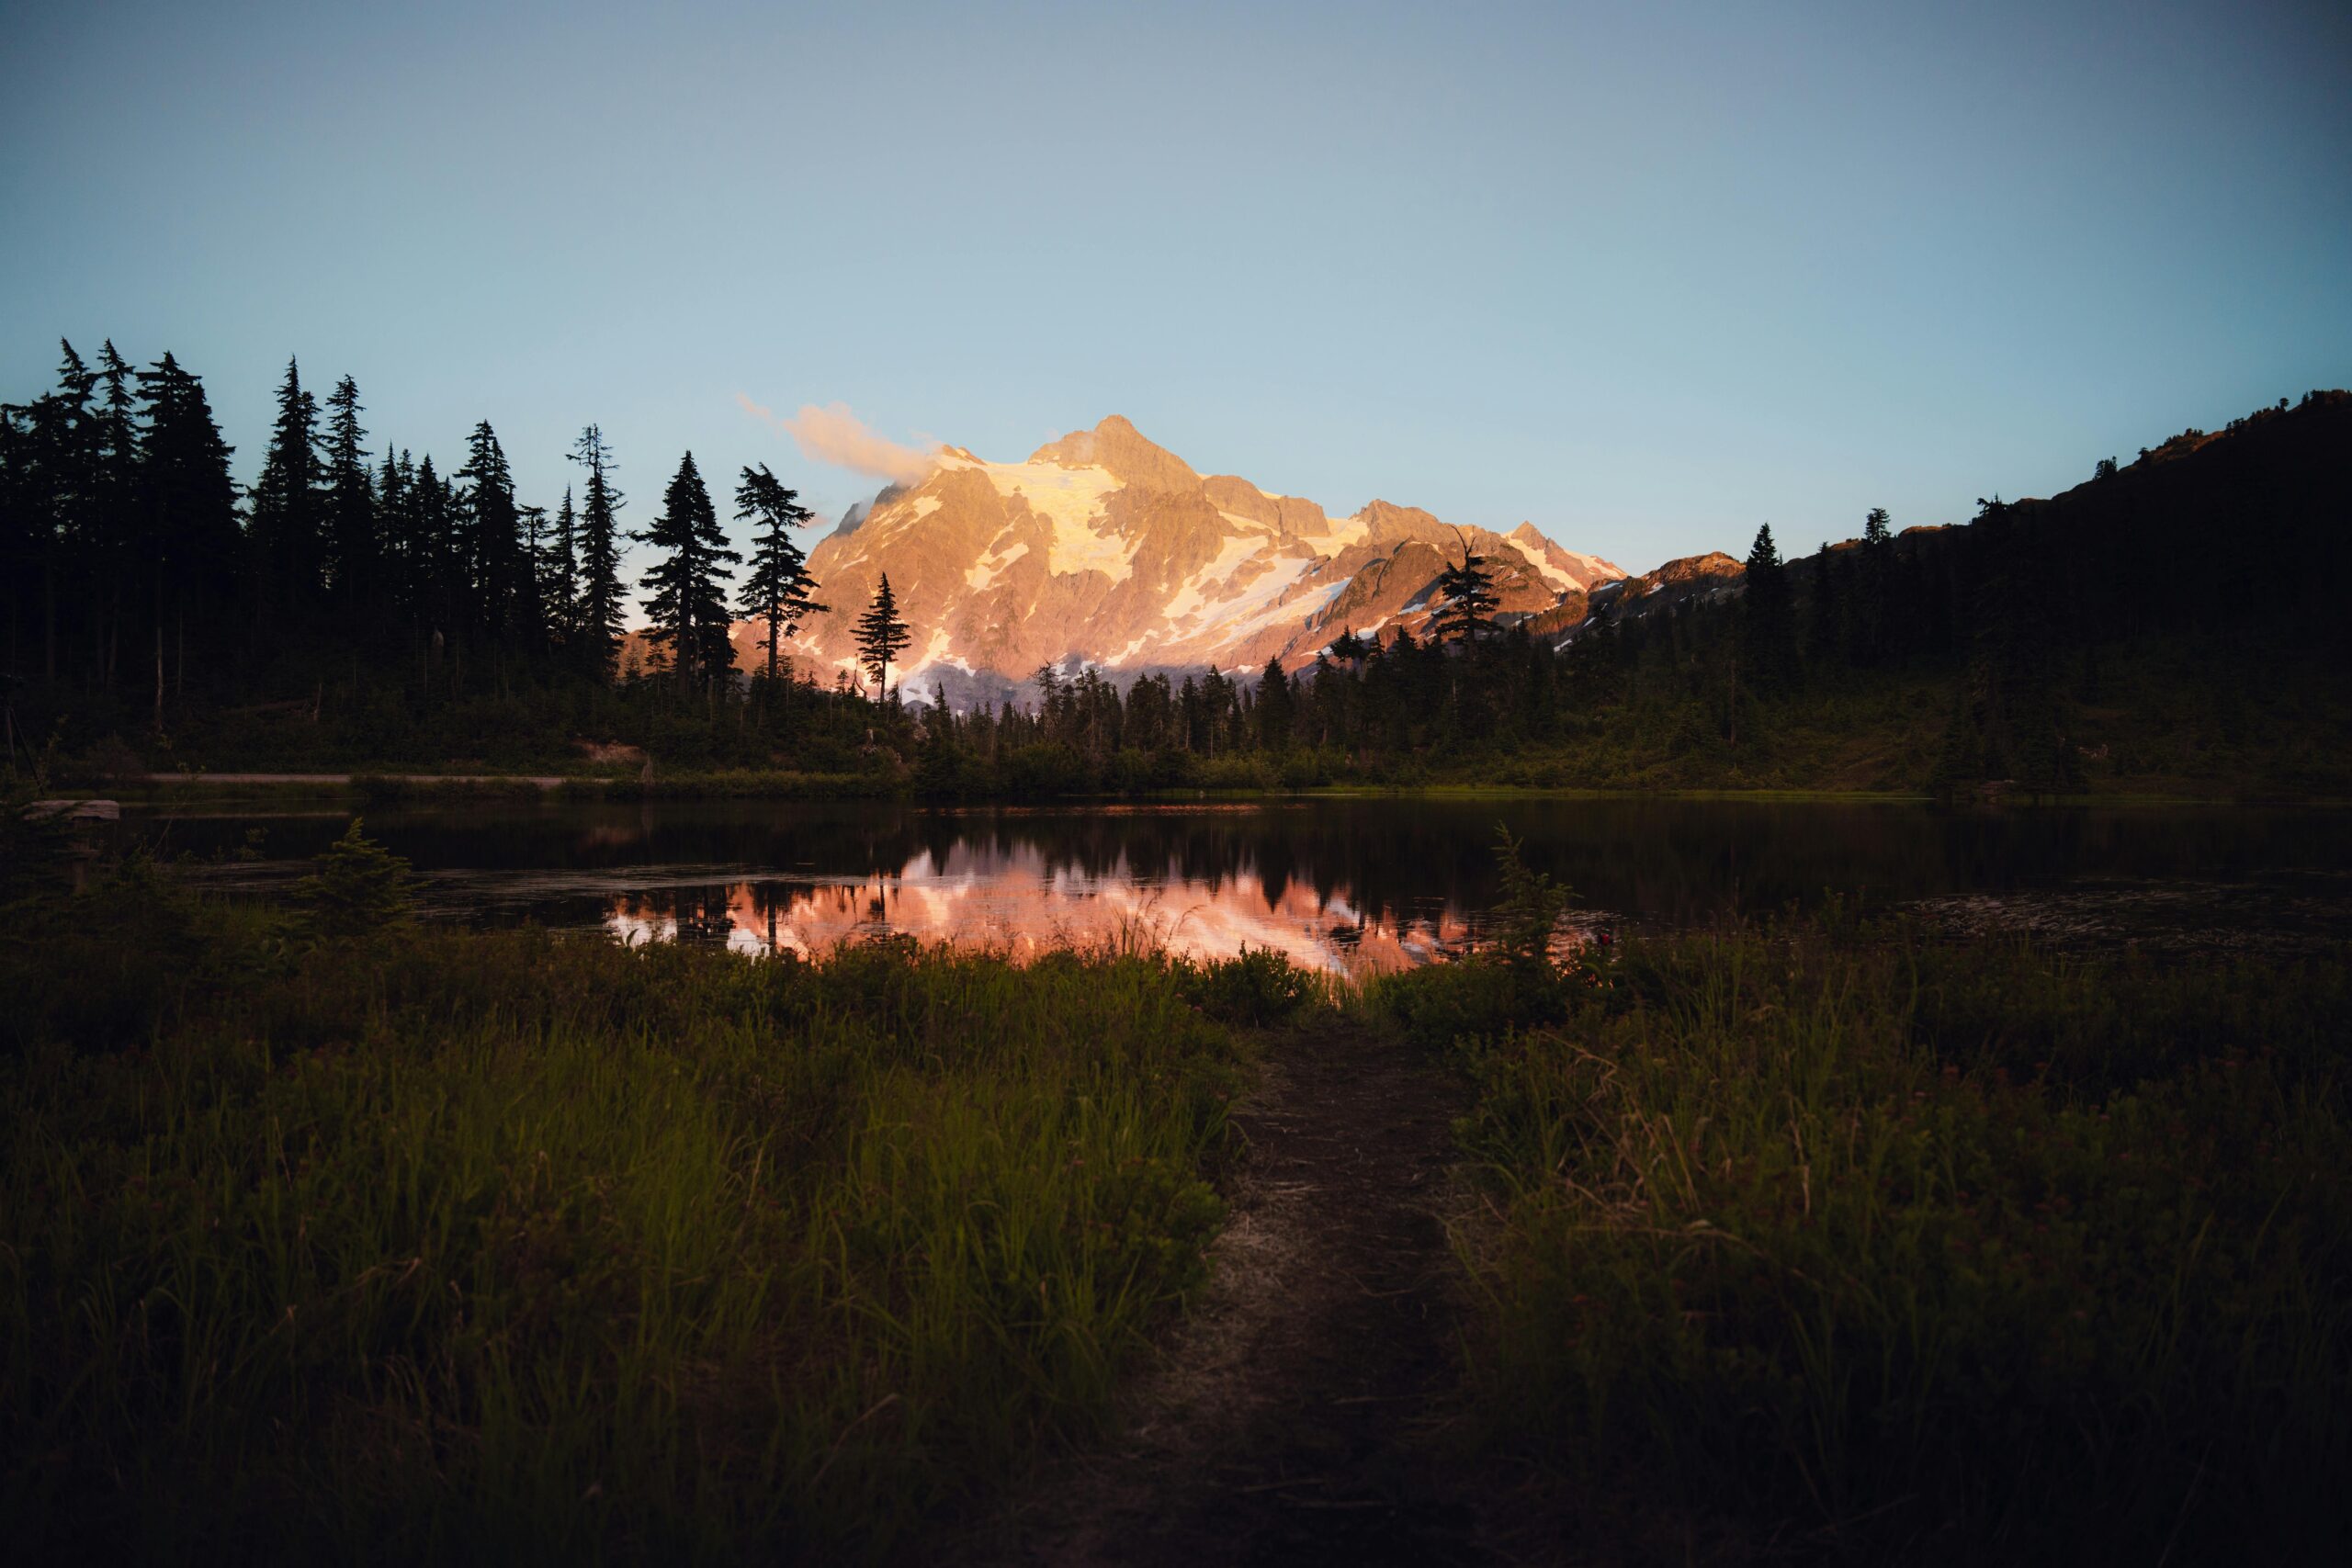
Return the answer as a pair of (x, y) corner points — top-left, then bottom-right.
(322, 377), (375, 620)
(377, 447), (411, 616)
(132, 352), (237, 699)
(733, 463), (825, 681)
(1257, 657), (1295, 750)
(410, 454), (454, 661)
(1808, 541), (1846, 665)
(636, 451), (739, 693)
(567, 424), (626, 681)
(1738, 523), (1799, 694)
(1850, 506), (1894, 666)
(88, 342), (141, 688)
(249, 356), (326, 622)
(544, 485), (579, 650)
(1430, 534), (1499, 644)
(457, 421), (534, 652)
(28, 342), (100, 682)
(852, 573), (912, 699)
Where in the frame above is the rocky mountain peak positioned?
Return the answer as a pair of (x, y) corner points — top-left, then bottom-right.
(1027, 414), (1202, 492)
(755, 416), (1627, 706)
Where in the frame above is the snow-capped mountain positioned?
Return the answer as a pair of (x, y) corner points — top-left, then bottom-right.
(750, 415), (1624, 704)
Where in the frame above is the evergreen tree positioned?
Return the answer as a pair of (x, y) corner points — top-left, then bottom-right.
(293, 817), (416, 939)
(1430, 535), (1499, 644)
(377, 448), (411, 615)
(410, 454), (455, 671)
(544, 485), (579, 649)
(852, 572), (912, 699)
(133, 352), (236, 705)
(1808, 541), (1846, 666)
(322, 376), (375, 617)
(636, 451), (739, 693)
(733, 463), (826, 680)
(1199, 665), (1235, 754)
(567, 424), (626, 681)
(457, 421), (533, 650)
(26, 342), (100, 682)
(519, 502), (549, 652)
(1850, 506), (1894, 665)
(1738, 523), (1799, 694)
(1257, 657), (1294, 750)
(378, 448), (414, 618)
(248, 356), (325, 618)
(88, 342), (141, 689)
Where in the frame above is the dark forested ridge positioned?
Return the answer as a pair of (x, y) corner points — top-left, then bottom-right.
(4, 343), (2346, 797)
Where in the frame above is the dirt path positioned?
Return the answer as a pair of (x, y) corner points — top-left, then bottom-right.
(967, 1021), (1498, 1567)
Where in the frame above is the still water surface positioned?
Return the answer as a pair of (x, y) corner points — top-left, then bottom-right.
(147, 798), (2352, 969)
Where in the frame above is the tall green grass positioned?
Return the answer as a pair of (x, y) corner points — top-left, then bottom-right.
(1409, 925), (2352, 1558)
(1, 890), (1250, 1561)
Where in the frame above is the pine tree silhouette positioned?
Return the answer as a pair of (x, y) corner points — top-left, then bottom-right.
(1257, 658), (1294, 750)
(567, 424), (627, 682)
(853, 573), (912, 699)
(131, 351), (237, 705)
(458, 422), (534, 652)
(322, 376), (375, 621)
(636, 451), (739, 694)
(734, 463), (827, 681)
(1739, 523), (1799, 694)
(544, 485), (579, 650)
(1430, 530), (1499, 644)
(250, 356), (325, 620)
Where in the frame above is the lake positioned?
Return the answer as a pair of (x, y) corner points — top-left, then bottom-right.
(141, 796), (2352, 969)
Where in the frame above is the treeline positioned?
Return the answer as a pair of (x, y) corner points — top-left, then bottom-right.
(904, 389), (2350, 796)
(0, 340), (854, 766)
(6, 345), (2344, 794)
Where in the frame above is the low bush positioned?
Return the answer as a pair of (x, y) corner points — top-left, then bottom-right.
(1181, 944), (1319, 1026)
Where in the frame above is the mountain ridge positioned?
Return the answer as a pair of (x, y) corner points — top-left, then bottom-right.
(741, 415), (1626, 704)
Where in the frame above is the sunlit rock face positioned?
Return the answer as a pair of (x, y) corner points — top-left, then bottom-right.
(1560, 549), (1747, 643)
(746, 415), (1625, 705)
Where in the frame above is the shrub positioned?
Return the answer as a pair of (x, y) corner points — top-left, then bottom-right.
(1182, 944), (1315, 1025)
(290, 817), (417, 939)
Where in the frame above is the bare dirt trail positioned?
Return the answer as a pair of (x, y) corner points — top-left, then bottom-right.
(967, 1021), (1504, 1567)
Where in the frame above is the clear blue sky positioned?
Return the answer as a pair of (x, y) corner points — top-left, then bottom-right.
(6, 0), (2347, 588)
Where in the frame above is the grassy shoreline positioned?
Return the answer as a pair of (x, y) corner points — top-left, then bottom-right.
(1401, 919), (2352, 1559)
(47, 769), (2349, 809)
(6, 830), (2347, 1559)
(1, 873), (1283, 1562)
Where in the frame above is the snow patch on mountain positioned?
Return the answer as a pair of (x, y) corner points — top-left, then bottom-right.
(966, 540), (1029, 591)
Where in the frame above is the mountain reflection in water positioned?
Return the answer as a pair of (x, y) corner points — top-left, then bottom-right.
(602, 845), (1475, 972)
(149, 798), (2352, 966)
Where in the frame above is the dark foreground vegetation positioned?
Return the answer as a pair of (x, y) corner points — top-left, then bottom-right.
(1386, 872), (2352, 1560)
(1, 826), (1265, 1562)
(7, 343), (2348, 801)
(5, 817), (2347, 1562)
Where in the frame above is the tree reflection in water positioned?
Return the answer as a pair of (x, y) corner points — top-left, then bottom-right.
(153, 799), (2352, 967)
